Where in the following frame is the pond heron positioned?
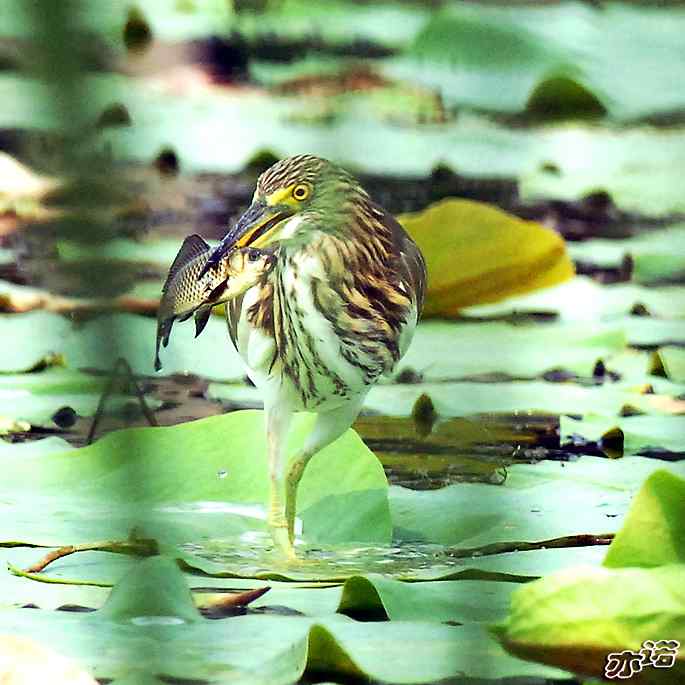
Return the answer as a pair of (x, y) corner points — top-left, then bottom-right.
(203, 155), (426, 558)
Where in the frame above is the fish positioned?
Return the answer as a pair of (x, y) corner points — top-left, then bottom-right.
(154, 235), (275, 371)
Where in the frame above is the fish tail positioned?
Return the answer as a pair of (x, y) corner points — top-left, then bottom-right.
(156, 318), (174, 369)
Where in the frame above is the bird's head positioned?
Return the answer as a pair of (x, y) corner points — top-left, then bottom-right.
(200, 155), (365, 276)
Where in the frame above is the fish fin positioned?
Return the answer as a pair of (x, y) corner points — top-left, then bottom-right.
(163, 235), (210, 293)
(155, 318), (173, 371)
(207, 280), (229, 302)
(194, 307), (212, 338)
(160, 318), (174, 348)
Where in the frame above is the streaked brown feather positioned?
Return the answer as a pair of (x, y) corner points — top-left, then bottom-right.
(225, 155), (426, 406)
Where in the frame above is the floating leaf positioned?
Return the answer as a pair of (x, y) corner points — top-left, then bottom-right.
(523, 137), (685, 217)
(464, 276), (685, 321)
(56, 237), (201, 266)
(305, 620), (568, 683)
(197, 574), (517, 623)
(0, 368), (159, 433)
(0, 312), (71, 373)
(399, 199), (574, 316)
(410, 4), (559, 70)
(2, 311), (632, 381)
(97, 556), (199, 623)
(0, 435), (71, 457)
(493, 472), (685, 683)
(0, 605), (566, 684)
(612, 316), (685, 348)
(338, 574), (515, 623)
(210, 377), (682, 419)
(493, 564), (685, 683)
(390, 456), (685, 547)
(0, 311), (245, 378)
(401, 320), (624, 379)
(0, 386), (155, 431)
(561, 414), (685, 456)
(0, 278), (159, 316)
(0, 412), (390, 546)
(604, 470), (685, 569)
(235, 0), (428, 50)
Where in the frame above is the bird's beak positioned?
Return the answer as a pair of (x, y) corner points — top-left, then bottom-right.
(199, 200), (293, 277)
(231, 200), (294, 249)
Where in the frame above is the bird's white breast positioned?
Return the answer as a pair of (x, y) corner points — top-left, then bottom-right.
(232, 250), (375, 412)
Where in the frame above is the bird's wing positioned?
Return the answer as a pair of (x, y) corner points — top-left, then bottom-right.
(374, 203), (427, 313)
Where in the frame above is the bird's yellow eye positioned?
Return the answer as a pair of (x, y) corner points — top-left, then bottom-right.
(292, 184), (310, 201)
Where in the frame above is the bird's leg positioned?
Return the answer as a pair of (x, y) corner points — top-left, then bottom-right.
(284, 451), (312, 544)
(285, 398), (365, 544)
(265, 404), (294, 558)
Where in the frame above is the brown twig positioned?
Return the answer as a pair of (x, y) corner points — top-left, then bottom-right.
(199, 586), (271, 618)
(443, 533), (615, 559)
(9, 563), (113, 587)
(24, 538), (159, 574)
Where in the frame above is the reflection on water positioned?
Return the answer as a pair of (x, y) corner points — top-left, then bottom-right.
(355, 413), (561, 490)
(159, 501), (267, 518)
(183, 534), (454, 579)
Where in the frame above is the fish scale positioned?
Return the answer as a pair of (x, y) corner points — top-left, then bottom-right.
(155, 235), (275, 371)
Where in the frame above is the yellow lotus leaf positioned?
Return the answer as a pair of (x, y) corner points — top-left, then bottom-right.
(399, 199), (574, 317)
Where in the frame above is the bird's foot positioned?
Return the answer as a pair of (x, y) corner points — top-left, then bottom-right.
(267, 515), (315, 567)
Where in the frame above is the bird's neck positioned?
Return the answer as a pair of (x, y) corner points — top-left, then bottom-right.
(280, 195), (391, 259)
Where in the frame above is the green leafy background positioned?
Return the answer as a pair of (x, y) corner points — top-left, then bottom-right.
(2, 1), (685, 683)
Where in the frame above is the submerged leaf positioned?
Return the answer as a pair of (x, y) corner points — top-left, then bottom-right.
(399, 199), (574, 317)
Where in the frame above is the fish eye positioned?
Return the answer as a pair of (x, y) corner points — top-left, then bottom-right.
(292, 183), (310, 201)
(247, 249), (261, 262)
